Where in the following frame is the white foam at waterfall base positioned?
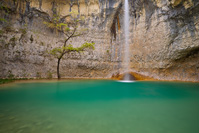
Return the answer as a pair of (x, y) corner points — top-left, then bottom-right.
(117, 80), (135, 83)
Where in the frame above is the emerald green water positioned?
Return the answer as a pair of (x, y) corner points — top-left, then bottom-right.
(0, 80), (199, 133)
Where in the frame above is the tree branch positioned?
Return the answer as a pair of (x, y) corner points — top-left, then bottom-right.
(71, 33), (85, 38)
(64, 23), (77, 47)
(63, 32), (70, 37)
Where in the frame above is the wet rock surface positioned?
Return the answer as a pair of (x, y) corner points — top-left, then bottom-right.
(122, 73), (136, 80)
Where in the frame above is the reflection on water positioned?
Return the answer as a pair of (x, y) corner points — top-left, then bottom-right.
(0, 80), (199, 133)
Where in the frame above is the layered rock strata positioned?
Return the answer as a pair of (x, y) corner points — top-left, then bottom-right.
(0, 0), (198, 81)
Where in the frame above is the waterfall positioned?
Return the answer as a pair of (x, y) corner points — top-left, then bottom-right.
(123, 0), (130, 80)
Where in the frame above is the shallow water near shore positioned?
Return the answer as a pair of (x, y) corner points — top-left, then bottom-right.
(0, 80), (199, 133)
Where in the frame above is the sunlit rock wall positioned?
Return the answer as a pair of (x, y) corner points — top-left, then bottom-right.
(0, 0), (199, 81)
(127, 0), (199, 81)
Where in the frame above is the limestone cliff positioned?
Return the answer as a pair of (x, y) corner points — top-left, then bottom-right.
(0, 0), (198, 81)
(128, 0), (199, 81)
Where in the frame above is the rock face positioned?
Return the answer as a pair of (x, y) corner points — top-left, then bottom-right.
(128, 0), (199, 81)
(0, 0), (198, 81)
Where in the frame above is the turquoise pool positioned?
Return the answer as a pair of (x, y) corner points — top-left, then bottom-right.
(0, 80), (199, 133)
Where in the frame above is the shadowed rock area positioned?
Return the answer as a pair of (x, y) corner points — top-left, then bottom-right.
(123, 73), (136, 80)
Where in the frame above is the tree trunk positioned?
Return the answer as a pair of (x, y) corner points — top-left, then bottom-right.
(57, 58), (61, 79)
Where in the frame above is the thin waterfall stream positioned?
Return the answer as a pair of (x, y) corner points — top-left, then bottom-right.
(123, 0), (131, 81)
